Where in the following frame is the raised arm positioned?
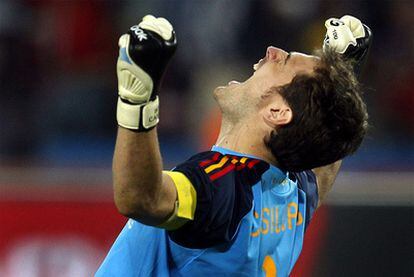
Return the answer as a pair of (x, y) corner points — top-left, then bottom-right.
(314, 15), (372, 206)
(113, 128), (177, 225)
(112, 16), (178, 225)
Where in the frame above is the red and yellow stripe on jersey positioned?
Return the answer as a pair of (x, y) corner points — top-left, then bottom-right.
(199, 152), (262, 181)
(159, 151), (267, 231)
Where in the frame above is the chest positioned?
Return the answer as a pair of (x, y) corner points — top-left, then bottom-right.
(248, 181), (307, 255)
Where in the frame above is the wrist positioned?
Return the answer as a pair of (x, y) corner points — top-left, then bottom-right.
(117, 96), (159, 131)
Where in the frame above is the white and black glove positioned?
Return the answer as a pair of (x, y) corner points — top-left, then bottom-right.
(323, 15), (372, 75)
(116, 15), (177, 131)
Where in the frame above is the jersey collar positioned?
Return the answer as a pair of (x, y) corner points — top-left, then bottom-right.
(211, 145), (288, 182)
(212, 145), (262, 160)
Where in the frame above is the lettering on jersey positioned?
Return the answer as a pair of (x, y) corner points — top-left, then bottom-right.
(262, 255), (277, 277)
(251, 202), (303, 237)
(199, 153), (261, 181)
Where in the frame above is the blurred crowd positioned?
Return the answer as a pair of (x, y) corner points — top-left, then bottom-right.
(0, 0), (413, 170)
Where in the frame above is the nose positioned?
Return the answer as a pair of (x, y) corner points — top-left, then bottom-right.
(266, 46), (288, 62)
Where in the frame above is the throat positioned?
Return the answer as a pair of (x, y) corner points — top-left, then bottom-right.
(214, 116), (278, 165)
(215, 122), (263, 159)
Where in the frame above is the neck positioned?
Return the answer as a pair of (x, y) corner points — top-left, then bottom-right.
(215, 120), (277, 165)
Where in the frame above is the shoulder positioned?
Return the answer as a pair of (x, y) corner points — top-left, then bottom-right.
(167, 151), (269, 248)
(174, 151), (269, 187)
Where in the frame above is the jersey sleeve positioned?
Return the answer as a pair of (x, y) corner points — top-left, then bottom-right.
(164, 151), (268, 249)
(290, 170), (318, 229)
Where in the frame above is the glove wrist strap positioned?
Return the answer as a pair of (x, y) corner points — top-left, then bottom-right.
(117, 96), (159, 131)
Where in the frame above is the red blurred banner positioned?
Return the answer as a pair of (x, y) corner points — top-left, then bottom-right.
(0, 199), (126, 277)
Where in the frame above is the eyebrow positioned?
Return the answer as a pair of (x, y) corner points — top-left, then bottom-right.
(284, 52), (292, 65)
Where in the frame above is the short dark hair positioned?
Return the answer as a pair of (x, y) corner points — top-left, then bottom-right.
(264, 49), (368, 171)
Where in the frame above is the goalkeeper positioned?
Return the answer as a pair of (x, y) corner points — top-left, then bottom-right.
(96, 15), (372, 276)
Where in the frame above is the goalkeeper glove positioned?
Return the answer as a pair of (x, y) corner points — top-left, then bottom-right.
(323, 15), (372, 75)
(116, 15), (177, 131)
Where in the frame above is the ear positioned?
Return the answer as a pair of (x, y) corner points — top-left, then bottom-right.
(263, 104), (293, 128)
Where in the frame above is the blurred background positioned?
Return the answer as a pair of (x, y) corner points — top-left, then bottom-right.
(0, 0), (412, 276)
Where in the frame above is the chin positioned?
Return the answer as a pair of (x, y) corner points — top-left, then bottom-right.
(213, 87), (230, 114)
(213, 85), (227, 100)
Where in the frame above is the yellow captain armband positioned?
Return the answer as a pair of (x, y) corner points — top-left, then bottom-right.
(157, 171), (197, 230)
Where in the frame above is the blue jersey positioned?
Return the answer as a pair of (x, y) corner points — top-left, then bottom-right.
(96, 146), (318, 276)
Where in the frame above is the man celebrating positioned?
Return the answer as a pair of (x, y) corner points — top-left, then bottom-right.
(96, 15), (371, 276)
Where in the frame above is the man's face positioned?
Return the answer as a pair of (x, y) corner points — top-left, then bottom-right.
(214, 47), (319, 122)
